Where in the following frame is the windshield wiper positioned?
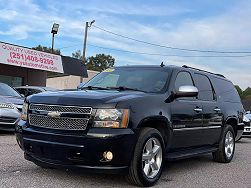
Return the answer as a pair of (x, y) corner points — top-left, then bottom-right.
(81, 86), (109, 90)
(107, 86), (146, 92)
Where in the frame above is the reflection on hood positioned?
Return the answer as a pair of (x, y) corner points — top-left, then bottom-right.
(0, 95), (24, 105)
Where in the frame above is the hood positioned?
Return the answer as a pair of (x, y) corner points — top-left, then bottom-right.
(1, 95), (24, 105)
(28, 90), (146, 108)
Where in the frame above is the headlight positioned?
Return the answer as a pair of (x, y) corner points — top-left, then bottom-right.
(93, 109), (129, 128)
(21, 103), (28, 121)
(0, 103), (15, 109)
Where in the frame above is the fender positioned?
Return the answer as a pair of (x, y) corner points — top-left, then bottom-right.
(138, 115), (172, 150)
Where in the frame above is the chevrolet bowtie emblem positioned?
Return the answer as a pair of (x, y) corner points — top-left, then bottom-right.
(47, 111), (61, 118)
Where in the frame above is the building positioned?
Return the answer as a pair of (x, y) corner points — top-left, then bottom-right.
(0, 41), (88, 87)
(46, 70), (98, 90)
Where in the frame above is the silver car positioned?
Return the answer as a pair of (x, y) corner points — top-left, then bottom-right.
(0, 83), (24, 131)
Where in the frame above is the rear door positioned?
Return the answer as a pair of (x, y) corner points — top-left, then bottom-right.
(193, 73), (223, 145)
(170, 71), (204, 149)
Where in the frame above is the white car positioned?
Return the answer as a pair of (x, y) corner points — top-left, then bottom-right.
(243, 113), (251, 137)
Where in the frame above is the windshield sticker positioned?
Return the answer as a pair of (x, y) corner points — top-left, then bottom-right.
(103, 68), (114, 72)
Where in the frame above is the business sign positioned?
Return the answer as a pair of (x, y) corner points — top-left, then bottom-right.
(0, 42), (64, 73)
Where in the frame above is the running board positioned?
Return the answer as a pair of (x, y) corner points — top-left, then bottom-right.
(166, 146), (218, 161)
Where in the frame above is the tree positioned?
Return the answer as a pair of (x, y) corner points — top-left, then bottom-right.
(235, 85), (243, 98)
(86, 54), (115, 72)
(32, 45), (61, 55)
(71, 50), (115, 72)
(72, 50), (82, 59)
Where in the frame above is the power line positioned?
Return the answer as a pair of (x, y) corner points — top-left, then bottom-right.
(88, 43), (251, 58)
(93, 25), (251, 54)
(59, 42), (251, 58)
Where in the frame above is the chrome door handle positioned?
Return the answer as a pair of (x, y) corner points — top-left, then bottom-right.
(214, 108), (221, 112)
(194, 108), (203, 113)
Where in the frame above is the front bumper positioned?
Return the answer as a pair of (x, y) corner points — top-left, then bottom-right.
(16, 120), (137, 174)
(243, 126), (251, 136)
(0, 108), (20, 131)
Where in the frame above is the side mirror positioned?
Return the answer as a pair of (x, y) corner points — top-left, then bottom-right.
(175, 85), (198, 98)
(165, 85), (198, 103)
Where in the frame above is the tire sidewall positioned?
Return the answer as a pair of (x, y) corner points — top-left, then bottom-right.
(137, 129), (165, 186)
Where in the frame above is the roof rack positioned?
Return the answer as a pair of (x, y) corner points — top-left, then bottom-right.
(182, 65), (225, 78)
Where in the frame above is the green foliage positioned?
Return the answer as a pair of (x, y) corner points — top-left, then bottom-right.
(32, 45), (61, 55)
(235, 85), (251, 99)
(86, 54), (115, 72)
(71, 50), (115, 72)
(235, 85), (243, 98)
(72, 50), (82, 59)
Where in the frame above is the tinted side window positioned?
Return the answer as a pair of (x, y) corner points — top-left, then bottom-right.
(28, 89), (42, 95)
(211, 77), (240, 103)
(194, 74), (215, 101)
(175, 71), (194, 90)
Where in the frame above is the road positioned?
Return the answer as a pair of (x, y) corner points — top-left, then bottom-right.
(0, 133), (251, 188)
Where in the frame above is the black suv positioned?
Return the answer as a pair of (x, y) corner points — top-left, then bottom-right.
(16, 65), (244, 186)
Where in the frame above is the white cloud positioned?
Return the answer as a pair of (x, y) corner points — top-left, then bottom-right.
(0, 9), (18, 20)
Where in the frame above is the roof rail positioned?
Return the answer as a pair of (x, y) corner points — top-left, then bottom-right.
(182, 65), (225, 78)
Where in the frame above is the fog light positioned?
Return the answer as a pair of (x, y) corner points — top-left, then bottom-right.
(103, 151), (113, 161)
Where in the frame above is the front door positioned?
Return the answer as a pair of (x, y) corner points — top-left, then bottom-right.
(170, 71), (204, 149)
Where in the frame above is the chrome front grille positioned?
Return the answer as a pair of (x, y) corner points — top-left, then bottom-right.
(0, 117), (17, 124)
(29, 114), (89, 130)
(29, 103), (92, 130)
(29, 104), (92, 114)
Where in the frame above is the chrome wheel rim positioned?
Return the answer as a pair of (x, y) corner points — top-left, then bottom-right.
(142, 137), (162, 179)
(225, 131), (234, 158)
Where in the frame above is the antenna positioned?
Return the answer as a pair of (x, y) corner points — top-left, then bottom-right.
(160, 62), (165, 67)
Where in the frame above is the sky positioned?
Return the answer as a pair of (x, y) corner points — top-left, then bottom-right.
(0, 0), (251, 89)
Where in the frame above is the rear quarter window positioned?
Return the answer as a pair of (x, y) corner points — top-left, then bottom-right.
(211, 77), (240, 103)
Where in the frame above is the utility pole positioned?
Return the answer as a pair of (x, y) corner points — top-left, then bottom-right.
(82, 22), (88, 64)
(80, 20), (95, 83)
(51, 33), (55, 53)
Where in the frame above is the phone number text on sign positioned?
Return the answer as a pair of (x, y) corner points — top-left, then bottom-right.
(10, 52), (54, 65)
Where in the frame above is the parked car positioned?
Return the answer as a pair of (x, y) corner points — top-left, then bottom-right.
(242, 112), (251, 137)
(15, 86), (58, 97)
(16, 65), (244, 186)
(0, 83), (24, 131)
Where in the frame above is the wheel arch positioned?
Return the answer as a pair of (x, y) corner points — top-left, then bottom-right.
(138, 116), (172, 149)
(225, 117), (238, 137)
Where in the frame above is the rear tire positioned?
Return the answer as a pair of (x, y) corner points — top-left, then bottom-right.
(126, 128), (165, 187)
(212, 124), (235, 163)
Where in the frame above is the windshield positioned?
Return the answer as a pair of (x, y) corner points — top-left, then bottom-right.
(0, 83), (22, 97)
(84, 67), (170, 93)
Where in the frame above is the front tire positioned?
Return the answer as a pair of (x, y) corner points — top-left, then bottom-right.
(127, 128), (165, 187)
(212, 124), (235, 163)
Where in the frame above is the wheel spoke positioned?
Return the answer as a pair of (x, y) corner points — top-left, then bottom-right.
(152, 145), (160, 157)
(151, 161), (159, 171)
(143, 163), (150, 176)
(145, 140), (153, 153)
(142, 153), (151, 161)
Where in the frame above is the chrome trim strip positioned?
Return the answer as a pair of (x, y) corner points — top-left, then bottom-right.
(0, 118), (19, 125)
(173, 126), (222, 131)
